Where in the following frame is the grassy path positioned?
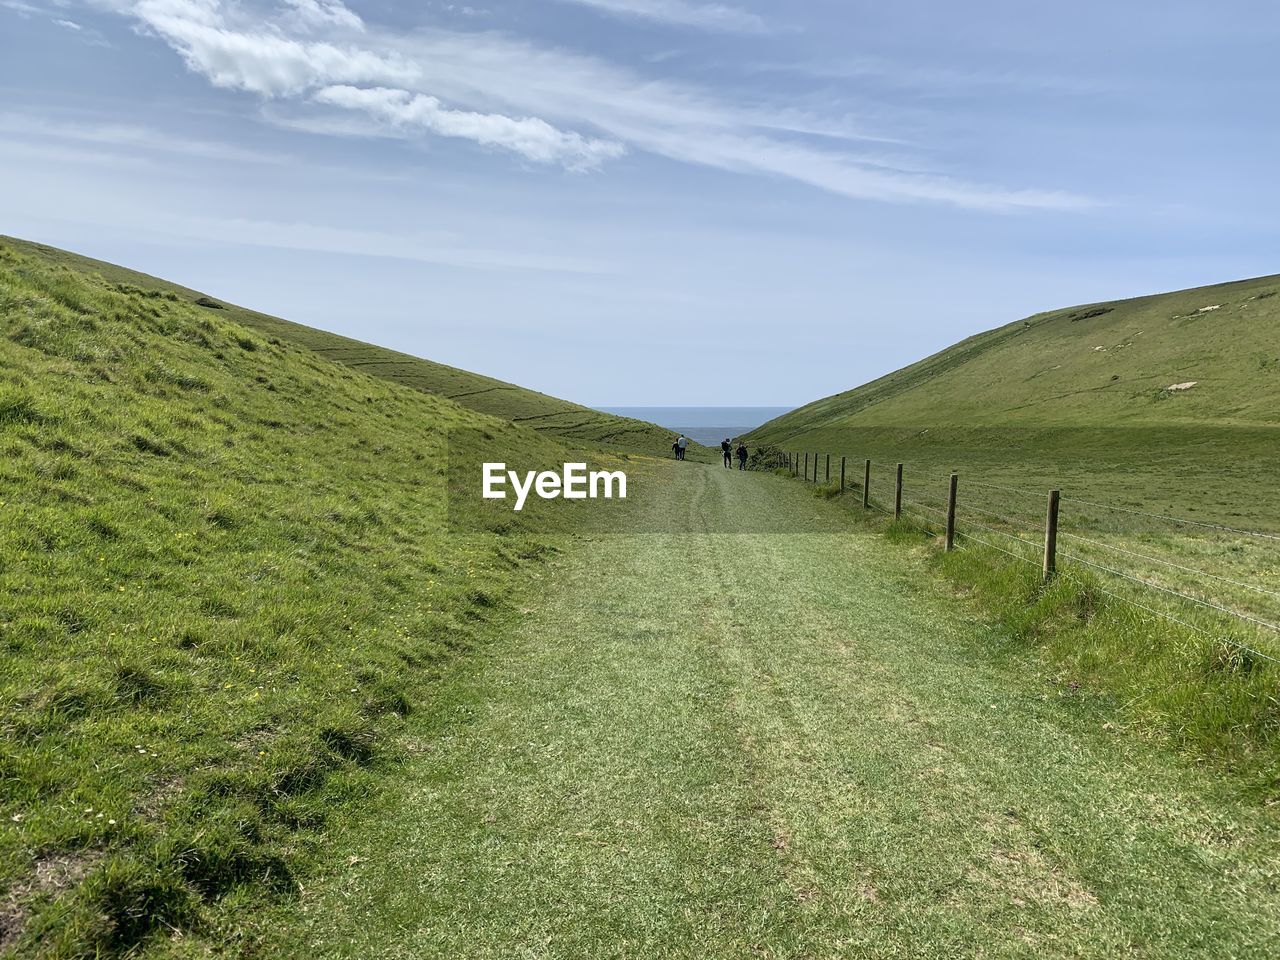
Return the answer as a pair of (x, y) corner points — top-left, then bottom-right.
(240, 464), (1280, 958)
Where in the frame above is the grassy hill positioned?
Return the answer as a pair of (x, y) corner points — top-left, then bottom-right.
(749, 273), (1280, 530)
(753, 273), (1280, 437)
(0, 239), (654, 956)
(1, 237), (694, 459)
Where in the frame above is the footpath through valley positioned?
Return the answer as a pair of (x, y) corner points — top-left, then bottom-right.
(242, 463), (1280, 959)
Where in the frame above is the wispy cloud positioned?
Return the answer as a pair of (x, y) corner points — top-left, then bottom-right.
(760, 55), (1110, 97)
(109, 0), (623, 168)
(0, 111), (288, 164)
(0, 0), (45, 15)
(313, 85), (623, 170)
(552, 0), (767, 34)
(91, 0), (1093, 210)
(368, 27), (1091, 210)
(125, 0), (419, 96)
(282, 0), (364, 32)
(184, 216), (614, 273)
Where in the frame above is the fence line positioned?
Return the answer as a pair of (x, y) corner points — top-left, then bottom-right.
(775, 446), (1279, 662)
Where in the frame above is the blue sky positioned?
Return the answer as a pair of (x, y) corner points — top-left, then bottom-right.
(3, 1), (1278, 405)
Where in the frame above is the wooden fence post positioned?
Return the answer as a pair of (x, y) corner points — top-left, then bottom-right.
(945, 473), (958, 551)
(803, 452), (808, 480)
(840, 456), (846, 491)
(1043, 490), (1060, 581)
(812, 453), (817, 482)
(825, 454), (830, 483)
(862, 459), (871, 508)
(894, 463), (904, 521)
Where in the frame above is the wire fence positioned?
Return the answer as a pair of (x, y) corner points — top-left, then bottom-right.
(775, 448), (1280, 666)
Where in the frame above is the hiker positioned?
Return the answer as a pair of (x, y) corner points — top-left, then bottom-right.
(676, 434), (689, 460)
(721, 438), (732, 468)
(736, 441), (748, 470)
(671, 438), (681, 460)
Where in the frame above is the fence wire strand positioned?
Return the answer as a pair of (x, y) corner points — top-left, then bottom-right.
(898, 496), (949, 520)
(961, 516), (1045, 553)
(1058, 530), (1280, 603)
(963, 478), (1051, 499)
(1057, 569), (1280, 665)
(1060, 496), (1280, 542)
(1059, 552), (1280, 636)
(955, 530), (1041, 567)
(955, 499), (1043, 529)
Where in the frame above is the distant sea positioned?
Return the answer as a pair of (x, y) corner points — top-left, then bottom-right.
(599, 406), (792, 447)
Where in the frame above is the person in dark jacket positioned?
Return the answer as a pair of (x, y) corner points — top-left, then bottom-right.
(736, 441), (748, 470)
(721, 438), (732, 468)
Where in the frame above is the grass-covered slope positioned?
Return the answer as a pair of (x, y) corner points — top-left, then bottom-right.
(749, 274), (1280, 530)
(0, 240), (581, 956)
(753, 274), (1280, 440)
(1, 237), (691, 458)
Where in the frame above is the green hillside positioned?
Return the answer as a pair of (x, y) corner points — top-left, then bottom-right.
(0, 239), (637, 956)
(749, 274), (1280, 529)
(753, 273), (1280, 437)
(1, 237), (692, 458)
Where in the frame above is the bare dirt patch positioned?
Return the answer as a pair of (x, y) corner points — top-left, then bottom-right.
(1, 852), (102, 950)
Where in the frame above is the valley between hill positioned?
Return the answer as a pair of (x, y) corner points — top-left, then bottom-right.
(212, 463), (1280, 960)
(4, 239), (1279, 958)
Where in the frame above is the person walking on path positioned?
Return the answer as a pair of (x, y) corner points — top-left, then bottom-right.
(736, 441), (748, 470)
(672, 438), (681, 460)
(676, 435), (689, 461)
(721, 438), (732, 468)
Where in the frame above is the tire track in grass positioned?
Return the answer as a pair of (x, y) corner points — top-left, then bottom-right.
(235, 463), (1280, 959)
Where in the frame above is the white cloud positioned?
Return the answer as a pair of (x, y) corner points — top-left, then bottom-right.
(313, 85), (624, 170)
(282, 0), (363, 32)
(553, 0), (766, 34)
(110, 0), (621, 167)
(129, 0), (417, 96)
(367, 28), (1092, 210)
(54, 17), (82, 29)
(93, 1), (1093, 209)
